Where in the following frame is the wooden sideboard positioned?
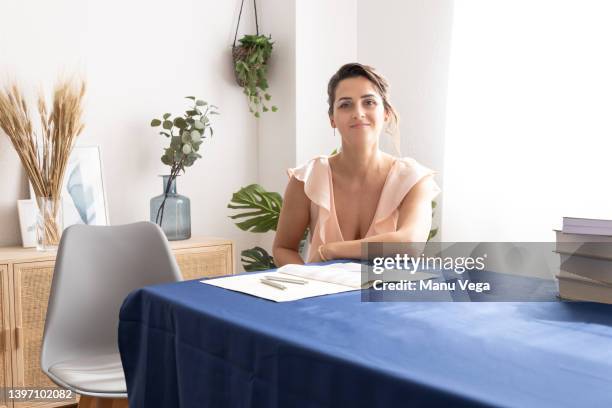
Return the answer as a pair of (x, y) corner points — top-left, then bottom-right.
(0, 237), (233, 408)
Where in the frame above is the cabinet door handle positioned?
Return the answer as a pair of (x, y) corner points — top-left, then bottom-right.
(14, 326), (21, 349)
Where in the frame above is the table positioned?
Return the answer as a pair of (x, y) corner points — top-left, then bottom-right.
(119, 267), (612, 407)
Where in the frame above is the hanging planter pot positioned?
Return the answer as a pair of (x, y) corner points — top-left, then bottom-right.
(231, 46), (252, 87)
(232, 0), (278, 118)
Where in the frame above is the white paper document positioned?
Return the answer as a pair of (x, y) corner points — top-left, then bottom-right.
(202, 262), (365, 302)
(277, 262), (364, 288)
(202, 262), (437, 302)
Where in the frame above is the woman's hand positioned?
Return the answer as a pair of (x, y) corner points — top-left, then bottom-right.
(318, 243), (337, 262)
(318, 175), (439, 261)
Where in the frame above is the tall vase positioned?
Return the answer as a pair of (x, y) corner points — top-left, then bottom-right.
(36, 197), (62, 251)
(150, 175), (191, 240)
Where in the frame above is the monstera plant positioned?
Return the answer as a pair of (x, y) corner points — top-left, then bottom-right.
(228, 184), (439, 272)
(428, 200), (439, 241)
(227, 184), (290, 271)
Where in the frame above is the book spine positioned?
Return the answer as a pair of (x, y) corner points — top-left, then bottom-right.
(558, 254), (612, 284)
(557, 270), (612, 287)
(563, 217), (612, 229)
(556, 230), (612, 243)
(557, 276), (612, 304)
(562, 225), (612, 236)
(555, 248), (612, 261)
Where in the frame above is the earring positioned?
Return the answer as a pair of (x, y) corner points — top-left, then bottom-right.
(385, 121), (394, 135)
(333, 128), (336, 137)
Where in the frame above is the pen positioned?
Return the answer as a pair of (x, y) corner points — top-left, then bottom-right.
(264, 275), (308, 285)
(260, 279), (286, 290)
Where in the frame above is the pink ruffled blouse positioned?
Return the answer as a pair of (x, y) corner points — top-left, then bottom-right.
(287, 155), (441, 263)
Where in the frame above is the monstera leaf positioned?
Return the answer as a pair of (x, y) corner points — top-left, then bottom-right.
(428, 200), (438, 241)
(241, 246), (277, 272)
(228, 184), (282, 233)
(427, 227), (438, 241)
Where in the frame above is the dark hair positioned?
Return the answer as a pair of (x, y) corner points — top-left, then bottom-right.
(327, 63), (399, 131)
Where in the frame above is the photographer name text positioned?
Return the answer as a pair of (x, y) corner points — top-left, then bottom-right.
(372, 279), (491, 292)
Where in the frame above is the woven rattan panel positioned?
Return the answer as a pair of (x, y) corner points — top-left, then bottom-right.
(175, 246), (231, 280)
(0, 265), (7, 408)
(14, 262), (57, 390)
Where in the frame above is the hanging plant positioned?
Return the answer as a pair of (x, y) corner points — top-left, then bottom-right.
(232, 0), (277, 118)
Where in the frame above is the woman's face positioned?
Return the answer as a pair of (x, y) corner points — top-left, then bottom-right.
(330, 76), (388, 149)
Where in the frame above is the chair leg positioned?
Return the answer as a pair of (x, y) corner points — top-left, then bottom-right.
(78, 396), (128, 408)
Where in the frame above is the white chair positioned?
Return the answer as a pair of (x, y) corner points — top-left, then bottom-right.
(41, 222), (182, 408)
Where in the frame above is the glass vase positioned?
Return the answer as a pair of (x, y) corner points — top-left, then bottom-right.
(150, 175), (191, 241)
(36, 197), (63, 251)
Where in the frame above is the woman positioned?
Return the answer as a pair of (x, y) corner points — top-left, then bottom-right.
(272, 63), (441, 266)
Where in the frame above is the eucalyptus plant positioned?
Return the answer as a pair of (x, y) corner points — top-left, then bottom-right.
(150, 96), (218, 225)
(233, 34), (278, 118)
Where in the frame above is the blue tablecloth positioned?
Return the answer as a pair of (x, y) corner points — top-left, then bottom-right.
(119, 267), (612, 408)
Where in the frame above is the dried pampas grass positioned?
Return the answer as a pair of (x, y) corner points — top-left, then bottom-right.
(0, 78), (86, 245)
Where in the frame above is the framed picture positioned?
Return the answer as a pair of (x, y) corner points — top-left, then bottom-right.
(61, 146), (109, 227)
(17, 199), (37, 248)
(30, 146), (109, 228)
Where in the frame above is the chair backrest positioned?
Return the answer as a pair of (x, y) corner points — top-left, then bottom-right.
(41, 222), (182, 372)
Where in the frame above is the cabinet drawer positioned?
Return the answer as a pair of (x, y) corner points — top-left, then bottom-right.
(0, 265), (9, 408)
(174, 244), (233, 280)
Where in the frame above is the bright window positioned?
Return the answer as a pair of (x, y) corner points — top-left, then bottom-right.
(442, 0), (612, 241)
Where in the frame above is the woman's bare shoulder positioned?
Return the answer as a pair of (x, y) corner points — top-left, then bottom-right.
(284, 175), (308, 202)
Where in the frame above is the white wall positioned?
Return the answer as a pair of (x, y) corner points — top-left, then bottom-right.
(254, 0), (297, 252)
(255, 0), (358, 251)
(296, 0), (357, 165)
(442, 0), (612, 241)
(257, 0), (358, 188)
(357, 0), (454, 239)
(1, 0), (458, 268)
(0, 0), (260, 268)
(257, 0), (297, 196)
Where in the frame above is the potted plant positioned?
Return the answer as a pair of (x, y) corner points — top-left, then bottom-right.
(0, 78), (86, 250)
(149, 96), (218, 240)
(233, 34), (278, 118)
(227, 184), (288, 270)
(231, 0), (277, 117)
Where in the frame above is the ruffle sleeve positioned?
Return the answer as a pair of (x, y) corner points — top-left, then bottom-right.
(287, 156), (333, 243)
(368, 157), (441, 236)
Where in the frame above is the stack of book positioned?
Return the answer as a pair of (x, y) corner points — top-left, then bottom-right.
(555, 217), (612, 304)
